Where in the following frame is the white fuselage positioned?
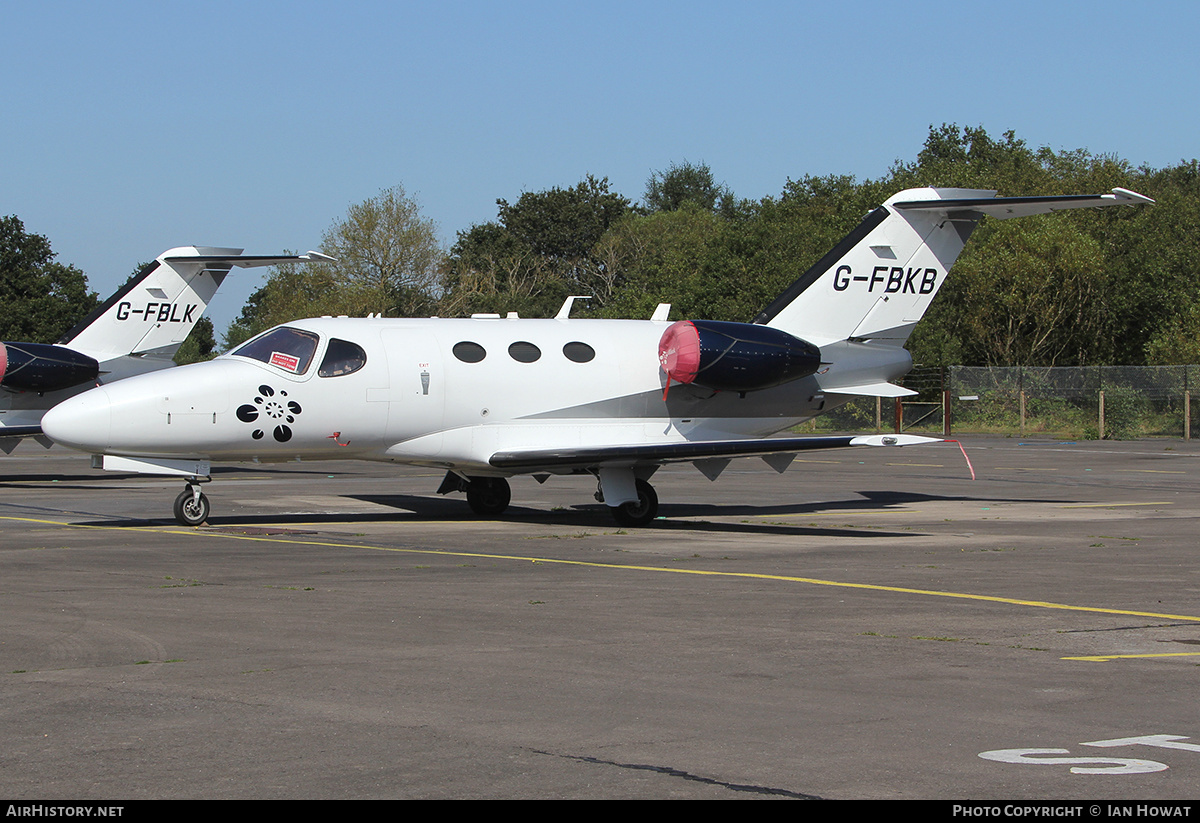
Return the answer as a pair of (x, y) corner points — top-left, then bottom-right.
(42, 315), (891, 474)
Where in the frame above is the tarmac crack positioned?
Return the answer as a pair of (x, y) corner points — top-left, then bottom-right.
(530, 749), (821, 798)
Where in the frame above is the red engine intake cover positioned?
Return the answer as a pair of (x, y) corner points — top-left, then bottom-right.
(657, 319), (821, 393)
(657, 320), (701, 385)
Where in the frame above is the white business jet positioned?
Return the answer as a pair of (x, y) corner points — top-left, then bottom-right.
(42, 187), (1152, 526)
(2, 247), (330, 452)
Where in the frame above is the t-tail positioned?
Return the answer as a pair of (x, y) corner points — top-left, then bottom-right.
(753, 187), (1153, 347)
(58, 247), (332, 369)
(743, 187), (1153, 398)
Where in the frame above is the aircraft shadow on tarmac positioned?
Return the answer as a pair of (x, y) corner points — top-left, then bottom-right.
(63, 488), (1080, 537)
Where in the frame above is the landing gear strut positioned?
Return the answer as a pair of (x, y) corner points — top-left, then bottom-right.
(610, 478), (658, 527)
(173, 478), (210, 526)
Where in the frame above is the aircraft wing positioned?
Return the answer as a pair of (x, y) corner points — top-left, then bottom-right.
(0, 425), (43, 438)
(489, 433), (941, 471)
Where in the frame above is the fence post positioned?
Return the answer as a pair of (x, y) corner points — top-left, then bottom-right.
(1020, 391), (1026, 437)
(876, 396), (881, 433)
(894, 398), (902, 434)
(943, 390), (951, 436)
(1186, 391), (1191, 442)
(1099, 389), (1106, 440)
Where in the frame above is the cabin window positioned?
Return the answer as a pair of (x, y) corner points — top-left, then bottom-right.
(232, 327), (320, 374)
(318, 338), (367, 377)
(453, 341), (486, 363)
(563, 341), (595, 363)
(508, 341), (541, 363)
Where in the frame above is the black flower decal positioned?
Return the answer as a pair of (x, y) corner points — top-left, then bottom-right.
(236, 385), (303, 442)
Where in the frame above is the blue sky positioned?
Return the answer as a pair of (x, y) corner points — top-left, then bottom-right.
(2, 1), (1196, 335)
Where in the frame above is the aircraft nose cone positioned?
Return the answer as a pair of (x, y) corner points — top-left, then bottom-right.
(42, 387), (112, 453)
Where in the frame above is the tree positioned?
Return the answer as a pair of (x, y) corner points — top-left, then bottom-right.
(320, 184), (443, 317)
(592, 206), (727, 320)
(0, 216), (97, 342)
(173, 317), (218, 365)
(644, 161), (734, 214)
(224, 185), (443, 346)
(439, 175), (632, 317)
(917, 217), (1107, 366)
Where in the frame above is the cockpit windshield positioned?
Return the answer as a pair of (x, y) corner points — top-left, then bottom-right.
(231, 327), (320, 375)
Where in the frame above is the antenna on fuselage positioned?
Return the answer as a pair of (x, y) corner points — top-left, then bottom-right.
(555, 296), (592, 320)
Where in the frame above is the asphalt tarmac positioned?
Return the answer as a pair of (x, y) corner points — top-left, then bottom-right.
(2, 436), (1200, 799)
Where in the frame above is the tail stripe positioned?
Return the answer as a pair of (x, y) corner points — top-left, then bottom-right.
(751, 206), (888, 326)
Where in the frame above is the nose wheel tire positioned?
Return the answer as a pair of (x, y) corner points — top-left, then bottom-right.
(611, 479), (658, 527)
(173, 488), (210, 526)
(466, 477), (511, 517)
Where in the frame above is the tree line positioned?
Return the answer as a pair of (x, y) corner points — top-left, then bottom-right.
(5, 125), (1199, 367)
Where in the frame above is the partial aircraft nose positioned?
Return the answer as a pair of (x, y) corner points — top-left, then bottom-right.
(43, 361), (235, 457)
(42, 386), (113, 453)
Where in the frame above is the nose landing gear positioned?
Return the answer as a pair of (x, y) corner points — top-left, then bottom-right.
(173, 478), (210, 526)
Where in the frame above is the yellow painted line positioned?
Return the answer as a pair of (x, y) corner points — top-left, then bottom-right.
(1062, 652), (1200, 663)
(6, 514), (1200, 625)
(792, 459), (843, 464)
(1059, 502), (1174, 508)
(885, 463), (944, 467)
(996, 467), (1059, 471)
(1118, 470), (1186, 474)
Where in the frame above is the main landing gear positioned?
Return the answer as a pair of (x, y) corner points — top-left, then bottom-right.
(609, 478), (658, 527)
(173, 478), (211, 526)
(438, 473), (512, 517)
(465, 476), (511, 517)
(437, 471), (660, 526)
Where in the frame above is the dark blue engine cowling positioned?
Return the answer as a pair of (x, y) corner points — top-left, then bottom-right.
(1, 342), (100, 393)
(659, 320), (821, 392)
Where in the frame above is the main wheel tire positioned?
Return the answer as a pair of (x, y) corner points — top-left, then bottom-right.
(173, 489), (210, 526)
(611, 479), (658, 527)
(466, 477), (511, 516)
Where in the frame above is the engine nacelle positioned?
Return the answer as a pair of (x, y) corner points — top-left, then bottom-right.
(658, 320), (821, 393)
(1, 342), (100, 393)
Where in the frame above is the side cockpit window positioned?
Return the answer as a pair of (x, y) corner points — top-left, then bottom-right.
(318, 338), (367, 377)
(232, 327), (320, 375)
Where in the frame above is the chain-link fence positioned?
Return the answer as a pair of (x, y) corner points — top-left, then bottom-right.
(811, 365), (1200, 440)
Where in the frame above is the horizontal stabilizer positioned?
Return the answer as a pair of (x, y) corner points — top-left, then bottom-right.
(892, 188), (1154, 220)
(162, 251), (334, 267)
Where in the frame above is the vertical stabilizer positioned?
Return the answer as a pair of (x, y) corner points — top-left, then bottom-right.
(59, 247), (333, 364)
(752, 187), (1152, 348)
(59, 246), (245, 362)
